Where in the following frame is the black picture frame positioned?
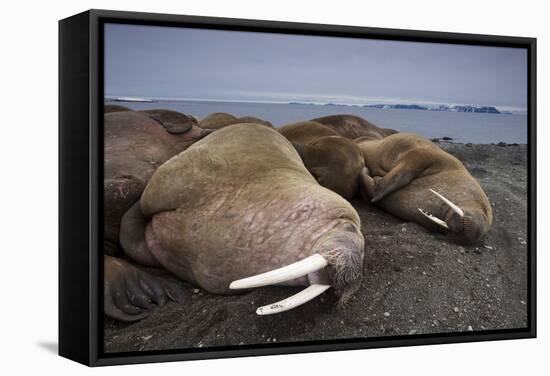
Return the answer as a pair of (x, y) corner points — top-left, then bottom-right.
(59, 9), (537, 367)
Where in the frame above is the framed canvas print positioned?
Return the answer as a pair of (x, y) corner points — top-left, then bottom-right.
(58, 9), (536, 366)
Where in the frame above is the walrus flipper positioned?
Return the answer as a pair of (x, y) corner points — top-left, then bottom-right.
(104, 255), (186, 322)
(369, 149), (434, 203)
(120, 202), (162, 267)
(358, 167), (376, 202)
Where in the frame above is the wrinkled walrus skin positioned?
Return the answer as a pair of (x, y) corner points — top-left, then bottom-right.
(279, 121), (365, 199)
(313, 114), (398, 140)
(103, 110), (211, 321)
(104, 110), (209, 252)
(357, 133), (493, 244)
(131, 123), (364, 302)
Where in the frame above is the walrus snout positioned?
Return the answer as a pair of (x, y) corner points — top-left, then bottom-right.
(446, 209), (491, 244)
(418, 189), (490, 244)
(229, 223), (364, 315)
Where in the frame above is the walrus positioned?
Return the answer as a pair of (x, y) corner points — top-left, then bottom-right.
(313, 114), (398, 140)
(279, 121), (365, 199)
(121, 123), (365, 316)
(357, 133), (493, 244)
(198, 112), (272, 129)
(104, 104), (133, 113)
(104, 110), (210, 321)
(139, 109), (200, 134)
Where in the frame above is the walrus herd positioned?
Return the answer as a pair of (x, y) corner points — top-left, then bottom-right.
(103, 107), (493, 322)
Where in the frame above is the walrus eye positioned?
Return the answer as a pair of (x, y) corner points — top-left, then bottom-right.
(229, 254), (331, 315)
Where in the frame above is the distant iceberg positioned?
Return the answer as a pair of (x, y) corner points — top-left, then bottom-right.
(363, 103), (503, 114)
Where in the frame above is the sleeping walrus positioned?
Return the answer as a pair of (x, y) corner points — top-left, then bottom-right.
(120, 123), (365, 317)
(103, 110), (210, 321)
(198, 112), (272, 129)
(312, 114), (398, 140)
(279, 121), (365, 199)
(357, 133), (493, 244)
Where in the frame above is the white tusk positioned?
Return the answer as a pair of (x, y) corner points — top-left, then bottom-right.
(256, 284), (331, 315)
(229, 254), (328, 290)
(418, 208), (449, 229)
(429, 189), (464, 217)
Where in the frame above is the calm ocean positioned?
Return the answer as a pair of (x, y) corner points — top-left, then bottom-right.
(106, 100), (527, 144)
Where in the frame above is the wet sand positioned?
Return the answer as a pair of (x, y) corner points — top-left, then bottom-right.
(104, 142), (528, 353)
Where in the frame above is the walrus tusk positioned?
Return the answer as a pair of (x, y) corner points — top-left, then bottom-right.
(429, 189), (464, 217)
(229, 254), (328, 290)
(256, 284), (331, 315)
(418, 208), (449, 229)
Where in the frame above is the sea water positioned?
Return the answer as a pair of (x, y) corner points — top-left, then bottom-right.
(106, 100), (528, 144)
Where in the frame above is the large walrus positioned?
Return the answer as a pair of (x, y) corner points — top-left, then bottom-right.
(199, 112), (272, 129)
(104, 110), (210, 321)
(120, 123), (365, 317)
(279, 121), (365, 199)
(357, 133), (493, 244)
(313, 114), (398, 140)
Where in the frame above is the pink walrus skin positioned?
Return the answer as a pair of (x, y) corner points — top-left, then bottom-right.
(121, 123), (365, 316)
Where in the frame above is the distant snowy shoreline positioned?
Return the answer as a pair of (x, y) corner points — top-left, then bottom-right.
(105, 97), (526, 116)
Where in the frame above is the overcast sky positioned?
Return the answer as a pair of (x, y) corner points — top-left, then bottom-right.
(105, 23), (527, 111)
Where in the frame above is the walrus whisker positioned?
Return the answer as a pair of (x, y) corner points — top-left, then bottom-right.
(418, 208), (449, 229)
(429, 189), (464, 217)
(256, 284), (331, 315)
(229, 254), (328, 290)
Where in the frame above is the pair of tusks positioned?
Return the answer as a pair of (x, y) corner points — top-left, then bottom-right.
(418, 189), (464, 229)
(229, 254), (330, 315)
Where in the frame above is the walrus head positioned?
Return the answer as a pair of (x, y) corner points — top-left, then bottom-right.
(229, 222), (364, 315)
(418, 189), (490, 244)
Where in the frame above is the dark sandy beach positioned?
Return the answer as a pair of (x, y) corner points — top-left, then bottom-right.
(104, 142), (528, 353)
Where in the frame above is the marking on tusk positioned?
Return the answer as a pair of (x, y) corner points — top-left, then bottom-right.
(429, 189), (464, 217)
(229, 254), (328, 290)
(418, 208), (449, 229)
(256, 284), (331, 315)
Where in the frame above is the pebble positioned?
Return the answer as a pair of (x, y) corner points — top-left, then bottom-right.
(484, 245), (494, 250)
(141, 335), (153, 341)
(408, 329), (418, 335)
(422, 271), (427, 276)
(453, 307), (460, 313)
(521, 300), (526, 305)
(193, 289), (200, 294)
(467, 325), (474, 331)
(384, 312), (390, 317)
(457, 259), (464, 264)
(273, 338), (277, 342)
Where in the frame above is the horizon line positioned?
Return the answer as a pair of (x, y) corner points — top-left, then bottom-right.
(104, 95), (528, 113)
